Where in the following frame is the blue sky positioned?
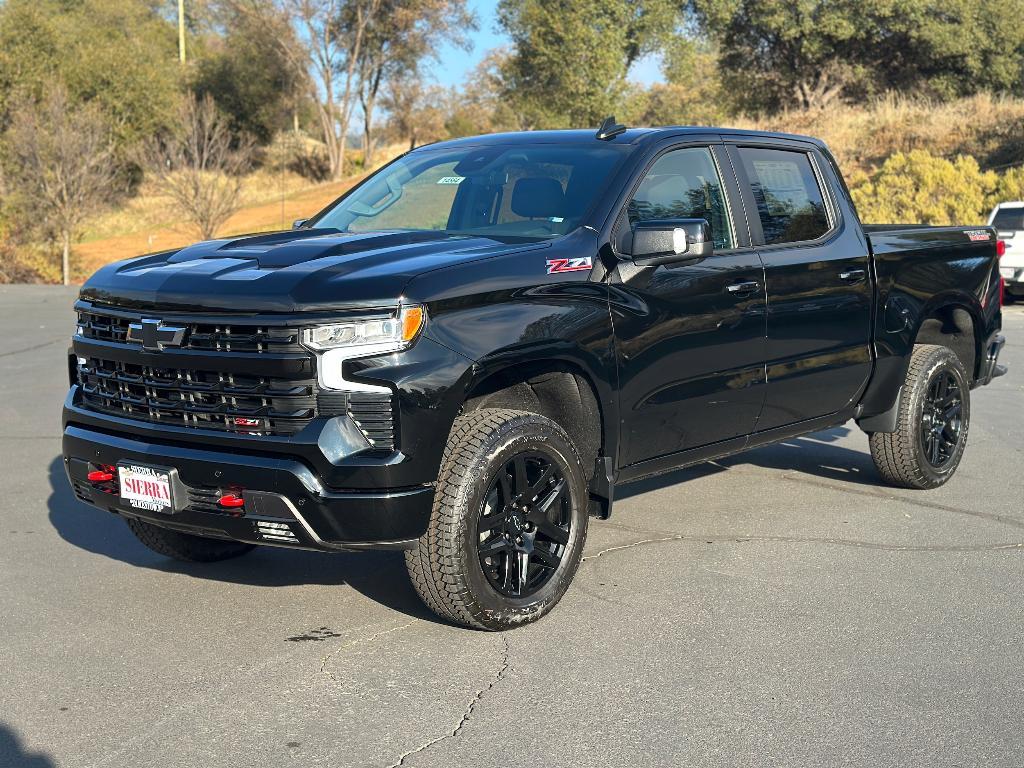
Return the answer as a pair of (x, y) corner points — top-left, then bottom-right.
(431, 0), (664, 89)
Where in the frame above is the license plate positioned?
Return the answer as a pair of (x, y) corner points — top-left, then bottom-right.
(1001, 267), (1015, 279)
(117, 463), (173, 513)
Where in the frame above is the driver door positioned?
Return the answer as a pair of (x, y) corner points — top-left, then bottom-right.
(612, 144), (768, 468)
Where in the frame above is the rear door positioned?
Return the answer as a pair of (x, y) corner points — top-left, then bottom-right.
(727, 142), (872, 430)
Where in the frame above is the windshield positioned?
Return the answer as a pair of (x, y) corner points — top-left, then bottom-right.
(992, 207), (1024, 231)
(310, 144), (630, 240)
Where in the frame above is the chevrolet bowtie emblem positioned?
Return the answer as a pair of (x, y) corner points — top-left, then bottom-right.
(126, 319), (187, 351)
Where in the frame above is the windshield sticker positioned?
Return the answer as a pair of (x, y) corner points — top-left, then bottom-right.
(549, 217), (564, 223)
(436, 176), (465, 185)
(965, 230), (991, 242)
(546, 256), (592, 274)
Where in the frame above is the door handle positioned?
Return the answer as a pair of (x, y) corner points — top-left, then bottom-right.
(839, 269), (867, 284)
(726, 280), (760, 296)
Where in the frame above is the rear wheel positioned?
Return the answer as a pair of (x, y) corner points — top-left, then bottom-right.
(869, 344), (971, 489)
(126, 518), (256, 562)
(405, 408), (589, 630)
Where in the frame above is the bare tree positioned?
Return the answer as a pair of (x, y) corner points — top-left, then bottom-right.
(3, 88), (119, 285)
(232, 0), (381, 181)
(353, 0), (474, 166)
(145, 94), (255, 241)
(381, 78), (448, 150)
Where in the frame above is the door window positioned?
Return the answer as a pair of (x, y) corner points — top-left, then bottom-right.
(627, 147), (736, 251)
(737, 147), (830, 245)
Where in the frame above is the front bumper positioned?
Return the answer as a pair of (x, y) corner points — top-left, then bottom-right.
(62, 424), (434, 551)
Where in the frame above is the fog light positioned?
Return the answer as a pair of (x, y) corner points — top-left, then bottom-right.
(255, 520), (299, 543)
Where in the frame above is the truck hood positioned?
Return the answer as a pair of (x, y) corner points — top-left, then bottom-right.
(79, 229), (547, 313)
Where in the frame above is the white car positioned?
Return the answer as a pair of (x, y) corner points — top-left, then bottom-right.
(989, 201), (1024, 300)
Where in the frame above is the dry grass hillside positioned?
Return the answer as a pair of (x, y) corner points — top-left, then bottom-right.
(75, 171), (365, 277)
(67, 141), (407, 280)
(7, 96), (1024, 283)
(736, 94), (1024, 175)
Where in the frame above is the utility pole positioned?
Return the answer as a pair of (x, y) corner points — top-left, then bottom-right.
(177, 0), (186, 64)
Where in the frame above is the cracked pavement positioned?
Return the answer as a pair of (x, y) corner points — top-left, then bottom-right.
(1, 285), (1022, 767)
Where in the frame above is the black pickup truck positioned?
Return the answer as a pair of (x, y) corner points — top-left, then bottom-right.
(63, 123), (1006, 630)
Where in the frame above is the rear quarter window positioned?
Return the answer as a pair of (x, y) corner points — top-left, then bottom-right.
(737, 147), (831, 245)
(992, 208), (1024, 231)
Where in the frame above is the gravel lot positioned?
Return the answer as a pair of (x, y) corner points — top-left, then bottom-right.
(2, 284), (1022, 768)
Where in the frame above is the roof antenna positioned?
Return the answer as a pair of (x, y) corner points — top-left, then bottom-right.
(596, 115), (627, 141)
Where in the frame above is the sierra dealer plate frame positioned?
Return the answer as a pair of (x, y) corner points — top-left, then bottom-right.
(117, 462), (176, 514)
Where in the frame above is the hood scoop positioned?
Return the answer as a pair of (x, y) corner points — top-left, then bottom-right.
(164, 229), (463, 269)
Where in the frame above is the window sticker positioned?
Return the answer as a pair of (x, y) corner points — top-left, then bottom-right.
(436, 176), (465, 185)
(752, 160), (807, 216)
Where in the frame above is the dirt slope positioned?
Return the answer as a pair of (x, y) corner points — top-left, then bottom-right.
(76, 175), (362, 276)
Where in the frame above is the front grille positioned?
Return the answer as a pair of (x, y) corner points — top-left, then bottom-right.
(73, 304), (398, 449)
(77, 307), (304, 353)
(77, 358), (317, 435)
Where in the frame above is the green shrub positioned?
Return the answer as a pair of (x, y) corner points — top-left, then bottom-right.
(850, 150), (998, 225)
(994, 166), (1024, 205)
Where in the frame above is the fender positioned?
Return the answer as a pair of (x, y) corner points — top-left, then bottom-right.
(402, 229), (621, 493)
(858, 228), (996, 420)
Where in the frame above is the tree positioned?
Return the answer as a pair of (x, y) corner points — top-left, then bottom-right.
(352, 0), (474, 166)
(623, 37), (730, 126)
(446, 50), (522, 136)
(0, 0), (182, 147)
(884, 0), (1024, 100)
(144, 95), (256, 241)
(2, 88), (119, 285)
(193, 8), (303, 145)
(498, 0), (680, 128)
(381, 78), (450, 150)
(231, 0), (382, 180)
(689, 0), (1024, 114)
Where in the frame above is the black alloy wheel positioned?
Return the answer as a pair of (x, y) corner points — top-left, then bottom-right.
(920, 368), (963, 469)
(405, 408), (589, 630)
(477, 452), (570, 598)
(868, 344), (971, 489)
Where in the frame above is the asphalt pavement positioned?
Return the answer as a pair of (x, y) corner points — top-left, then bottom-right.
(1, 284), (1022, 768)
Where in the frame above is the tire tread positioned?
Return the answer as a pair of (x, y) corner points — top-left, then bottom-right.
(405, 408), (586, 630)
(126, 518), (255, 562)
(869, 344), (969, 489)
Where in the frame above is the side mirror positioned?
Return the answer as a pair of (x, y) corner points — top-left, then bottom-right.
(620, 218), (714, 266)
(292, 218), (308, 230)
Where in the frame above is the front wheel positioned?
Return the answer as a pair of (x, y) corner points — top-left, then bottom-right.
(869, 344), (971, 489)
(405, 409), (589, 631)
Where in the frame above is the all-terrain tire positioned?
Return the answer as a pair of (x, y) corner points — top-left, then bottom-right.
(126, 518), (256, 562)
(405, 408), (589, 631)
(869, 344), (971, 489)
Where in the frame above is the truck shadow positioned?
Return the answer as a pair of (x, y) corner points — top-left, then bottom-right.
(618, 425), (878, 499)
(46, 426), (870, 620)
(44, 457), (442, 625)
(0, 724), (56, 768)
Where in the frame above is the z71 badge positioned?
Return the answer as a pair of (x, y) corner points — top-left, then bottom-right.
(965, 230), (991, 242)
(546, 256), (592, 274)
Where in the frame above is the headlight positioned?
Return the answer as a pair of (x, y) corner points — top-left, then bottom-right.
(301, 304), (425, 353)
